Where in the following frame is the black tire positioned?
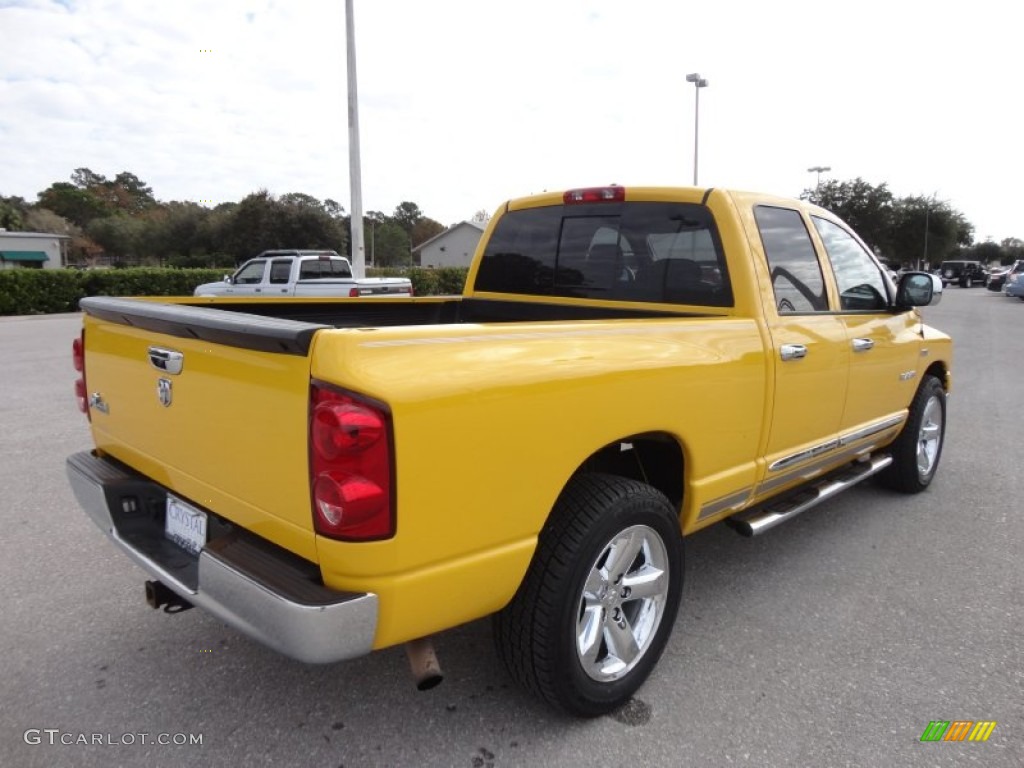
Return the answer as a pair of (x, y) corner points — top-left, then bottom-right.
(493, 473), (683, 717)
(879, 375), (946, 493)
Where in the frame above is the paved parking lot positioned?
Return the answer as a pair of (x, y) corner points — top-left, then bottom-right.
(1, 289), (1021, 767)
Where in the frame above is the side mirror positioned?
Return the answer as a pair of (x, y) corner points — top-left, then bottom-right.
(896, 272), (943, 308)
(223, 275), (232, 283)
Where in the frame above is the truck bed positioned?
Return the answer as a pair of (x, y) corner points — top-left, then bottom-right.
(86, 295), (711, 347)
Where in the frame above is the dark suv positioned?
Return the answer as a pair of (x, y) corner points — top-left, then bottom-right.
(939, 260), (986, 287)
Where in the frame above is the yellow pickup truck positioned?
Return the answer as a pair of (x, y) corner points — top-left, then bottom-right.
(66, 185), (951, 717)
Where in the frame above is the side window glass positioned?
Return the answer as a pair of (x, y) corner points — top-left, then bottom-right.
(811, 217), (889, 311)
(473, 206), (563, 293)
(269, 260), (292, 284)
(234, 261), (266, 285)
(754, 206), (828, 313)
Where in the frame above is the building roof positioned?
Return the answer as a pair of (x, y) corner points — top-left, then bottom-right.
(0, 230), (71, 240)
(412, 220), (486, 254)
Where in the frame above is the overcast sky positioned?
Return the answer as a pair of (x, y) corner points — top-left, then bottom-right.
(1, 0), (1019, 244)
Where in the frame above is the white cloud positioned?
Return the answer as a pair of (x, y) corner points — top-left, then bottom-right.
(0, 0), (1020, 241)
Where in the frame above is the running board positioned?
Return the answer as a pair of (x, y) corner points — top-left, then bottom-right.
(728, 454), (893, 537)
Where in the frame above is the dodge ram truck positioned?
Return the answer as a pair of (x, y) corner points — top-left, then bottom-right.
(193, 249), (413, 297)
(67, 185), (951, 716)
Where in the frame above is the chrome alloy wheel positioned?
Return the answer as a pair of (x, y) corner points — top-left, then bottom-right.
(917, 395), (944, 480)
(576, 524), (669, 682)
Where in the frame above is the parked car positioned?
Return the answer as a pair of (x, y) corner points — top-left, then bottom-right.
(1005, 270), (1024, 300)
(987, 266), (1011, 291)
(997, 260), (1024, 296)
(939, 260), (986, 287)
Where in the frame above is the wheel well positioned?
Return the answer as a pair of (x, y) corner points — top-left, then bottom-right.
(574, 432), (684, 510)
(924, 361), (949, 391)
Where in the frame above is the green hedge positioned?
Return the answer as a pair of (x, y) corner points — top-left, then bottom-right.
(0, 266), (470, 316)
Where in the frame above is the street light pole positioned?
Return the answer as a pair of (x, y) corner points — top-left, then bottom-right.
(922, 201), (931, 272)
(920, 193), (939, 271)
(685, 73), (708, 186)
(345, 0), (366, 278)
(807, 165), (831, 190)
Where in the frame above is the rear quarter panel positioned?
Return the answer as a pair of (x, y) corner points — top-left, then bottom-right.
(310, 317), (767, 646)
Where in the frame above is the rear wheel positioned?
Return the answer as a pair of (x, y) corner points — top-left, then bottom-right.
(879, 375), (946, 493)
(493, 473), (683, 717)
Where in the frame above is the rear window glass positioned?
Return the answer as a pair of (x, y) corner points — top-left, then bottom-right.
(299, 259), (353, 279)
(474, 202), (731, 307)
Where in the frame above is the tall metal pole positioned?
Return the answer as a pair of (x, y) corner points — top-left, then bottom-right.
(922, 202), (930, 272)
(345, 0), (366, 278)
(693, 85), (700, 186)
(686, 73), (708, 186)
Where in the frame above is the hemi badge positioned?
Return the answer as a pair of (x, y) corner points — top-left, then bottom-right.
(157, 378), (173, 407)
(899, 371), (916, 381)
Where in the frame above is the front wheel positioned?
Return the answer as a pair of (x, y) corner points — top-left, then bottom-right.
(493, 473), (683, 717)
(879, 375), (946, 493)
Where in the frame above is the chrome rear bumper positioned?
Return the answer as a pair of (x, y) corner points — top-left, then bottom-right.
(66, 450), (378, 664)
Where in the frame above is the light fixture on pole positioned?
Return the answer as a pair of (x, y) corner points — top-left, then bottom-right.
(807, 165), (831, 189)
(685, 73), (708, 186)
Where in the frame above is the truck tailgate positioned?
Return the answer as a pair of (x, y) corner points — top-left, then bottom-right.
(80, 297), (328, 562)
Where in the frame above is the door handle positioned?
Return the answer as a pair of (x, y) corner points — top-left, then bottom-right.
(780, 344), (807, 361)
(254, 288), (262, 293)
(852, 338), (875, 352)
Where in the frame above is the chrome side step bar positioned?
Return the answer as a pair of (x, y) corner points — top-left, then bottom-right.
(728, 454), (893, 537)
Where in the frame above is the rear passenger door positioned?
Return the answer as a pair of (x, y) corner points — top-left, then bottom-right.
(267, 258), (295, 295)
(752, 205), (849, 493)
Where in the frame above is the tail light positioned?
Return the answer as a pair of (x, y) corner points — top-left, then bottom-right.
(72, 331), (90, 420)
(348, 287), (360, 297)
(309, 382), (394, 540)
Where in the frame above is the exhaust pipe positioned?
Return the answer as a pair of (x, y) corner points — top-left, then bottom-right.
(405, 637), (443, 691)
(144, 580), (193, 614)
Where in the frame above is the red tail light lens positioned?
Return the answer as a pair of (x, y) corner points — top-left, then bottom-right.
(313, 472), (387, 528)
(564, 187), (626, 204)
(312, 402), (384, 458)
(349, 287), (360, 297)
(310, 383), (394, 540)
(72, 331), (89, 419)
(72, 336), (84, 372)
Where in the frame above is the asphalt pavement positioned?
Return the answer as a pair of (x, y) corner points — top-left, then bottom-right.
(1, 290), (1021, 767)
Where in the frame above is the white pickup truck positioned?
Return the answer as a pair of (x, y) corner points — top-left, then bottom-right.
(193, 250), (414, 298)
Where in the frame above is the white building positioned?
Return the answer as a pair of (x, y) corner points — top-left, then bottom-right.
(0, 231), (69, 270)
(413, 221), (486, 268)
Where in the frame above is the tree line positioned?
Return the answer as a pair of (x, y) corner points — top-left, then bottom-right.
(801, 178), (1022, 268)
(0, 168), (447, 268)
(3, 171), (1020, 269)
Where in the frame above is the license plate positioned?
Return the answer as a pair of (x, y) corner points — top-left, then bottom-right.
(165, 495), (208, 556)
